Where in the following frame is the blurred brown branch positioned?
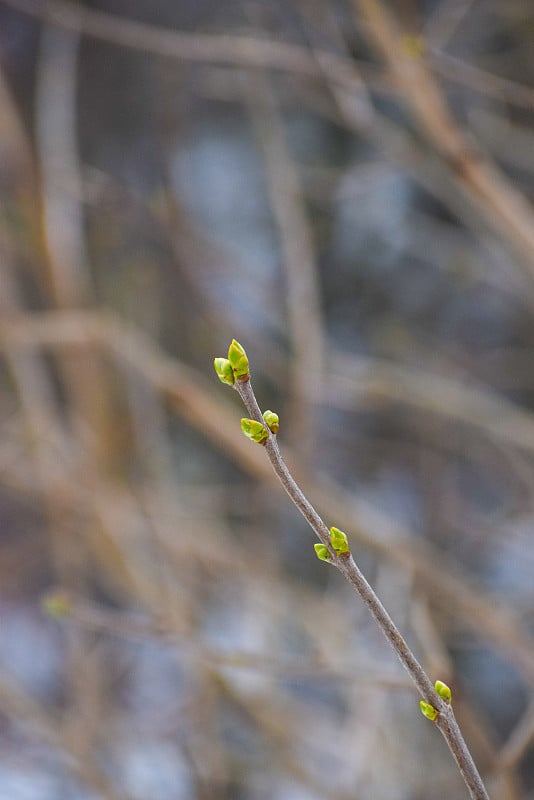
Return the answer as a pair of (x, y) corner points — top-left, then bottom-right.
(2, 309), (534, 683)
(354, 0), (534, 273)
(1, 1), (533, 795)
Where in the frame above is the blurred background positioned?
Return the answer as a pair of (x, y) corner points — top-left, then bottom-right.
(0, 0), (534, 798)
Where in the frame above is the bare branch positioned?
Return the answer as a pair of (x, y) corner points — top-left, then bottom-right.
(354, 0), (534, 274)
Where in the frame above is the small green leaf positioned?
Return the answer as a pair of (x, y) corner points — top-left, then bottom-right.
(314, 543), (332, 562)
(228, 339), (249, 380)
(329, 526), (350, 555)
(241, 418), (268, 444)
(419, 701), (439, 721)
(434, 680), (452, 703)
(263, 410), (279, 434)
(214, 357), (235, 385)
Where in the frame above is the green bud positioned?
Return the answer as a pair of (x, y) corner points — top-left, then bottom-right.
(42, 590), (71, 618)
(329, 526), (350, 555)
(214, 357), (235, 385)
(241, 418), (268, 444)
(228, 339), (249, 380)
(263, 410), (279, 434)
(434, 680), (452, 703)
(314, 543), (332, 562)
(419, 701), (439, 721)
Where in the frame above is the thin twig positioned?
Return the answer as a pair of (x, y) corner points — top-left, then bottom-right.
(430, 49), (534, 111)
(233, 373), (490, 800)
(1, 0), (361, 88)
(496, 699), (534, 771)
(2, 311), (534, 683)
(55, 596), (411, 687)
(244, 74), (324, 451)
(35, 20), (90, 305)
(424, 0), (477, 49)
(328, 350), (534, 456)
(354, 0), (534, 275)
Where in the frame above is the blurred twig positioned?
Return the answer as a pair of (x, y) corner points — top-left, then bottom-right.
(35, 21), (90, 305)
(431, 49), (534, 110)
(54, 594), (412, 688)
(328, 350), (534, 456)
(354, 0), (534, 274)
(1, 0), (365, 88)
(2, 309), (534, 680)
(496, 699), (534, 772)
(244, 74), (324, 452)
(6, 311), (534, 455)
(0, 666), (131, 800)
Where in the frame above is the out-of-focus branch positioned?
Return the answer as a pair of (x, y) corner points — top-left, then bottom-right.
(424, 0), (477, 50)
(7, 0), (533, 297)
(3, 310), (534, 682)
(496, 699), (534, 772)
(34, 21), (136, 779)
(354, 0), (534, 274)
(430, 49), (534, 111)
(35, 21), (90, 305)
(1, 0), (363, 88)
(52, 595), (411, 688)
(177, 57), (534, 307)
(327, 351), (534, 455)
(0, 667), (131, 800)
(0, 66), (66, 467)
(244, 74), (324, 451)
(6, 311), (534, 456)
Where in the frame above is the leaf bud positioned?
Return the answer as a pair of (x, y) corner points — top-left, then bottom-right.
(262, 410), (279, 434)
(240, 418), (268, 444)
(214, 357), (235, 385)
(314, 543), (332, 562)
(228, 339), (249, 380)
(434, 680), (452, 703)
(329, 526), (350, 555)
(419, 701), (439, 721)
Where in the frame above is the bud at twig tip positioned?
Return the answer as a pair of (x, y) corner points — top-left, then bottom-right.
(228, 339), (250, 380)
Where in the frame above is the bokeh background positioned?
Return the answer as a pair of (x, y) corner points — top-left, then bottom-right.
(1, 1), (534, 798)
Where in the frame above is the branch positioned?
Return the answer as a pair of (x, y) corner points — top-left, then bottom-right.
(243, 73), (324, 451)
(354, 0), (534, 274)
(3, 311), (534, 681)
(216, 341), (490, 800)
(1, 0), (361, 89)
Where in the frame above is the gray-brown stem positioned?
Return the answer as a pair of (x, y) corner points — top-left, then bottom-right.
(234, 375), (490, 800)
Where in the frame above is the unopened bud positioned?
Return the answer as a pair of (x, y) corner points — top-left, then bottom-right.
(240, 418), (268, 444)
(214, 357), (235, 385)
(228, 339), (249, 380)
(434, 680), (452, 703)
(263, 410), (279, 434)
(329, 526), (350, 555)
(419, 701), (439, 721)
(314, 543), (332, 562)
